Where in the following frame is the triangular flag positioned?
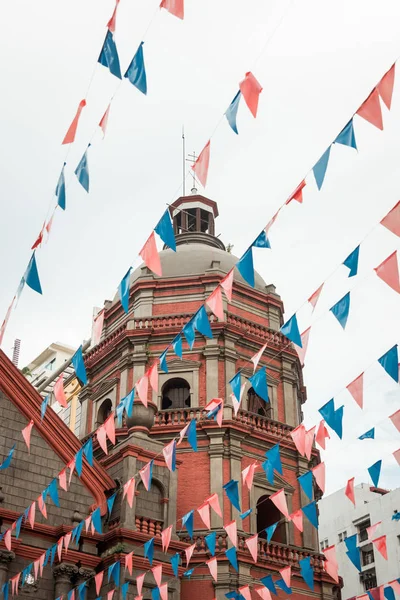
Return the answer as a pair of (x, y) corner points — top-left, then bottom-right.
(27, 501), (36, 529)
(147, 362), (159, 393)
(245, 533), (258, 562)
(225, 546), (238, 571)
(25, 252), (42, 294)
(155, 209), (176, 251)
(144, 538), (155, 565)
(185, 543), (195, 566)
(152, 565), (162, 587)
(334, 119), (357, 149)
(359, 427), (375, 440)
(368, 460), (382, 487)
(346, 372), (364, 409)
(270, 489), (289, 518)
(372, 535), (387, 559)
(22, 420), (34, 452)
(223, 479), (241, 511)
(192, 141), (210, 188)
(239, 72), (263, 117)
(236, 247), (254, 287)
(381, 200), (400, 237)
(260, 575), (276, 595)
(330, 292), (351, 329)
(136, 573), (146, 595)
(280, 313), (302, 346)
(59, 468), (68, 491)
(31, 222), (45, 250)
(220, 269), (234, 302)
(345, 477), (355, 505)
(38, 494), (47, 518)
(99, 104), (111, 136)
(62, 99), (86, 144)
(254, 586), (272, 600)
(242, 462), (257, 490)
(0, 297), (15, 346)
(206, 557), (217, 581)
(75, 146), (90, 192)
(98, 30), (122, 79)
(104, 414), (116, 444)
(394, 449), (400, 465)
(313, 147), (331, 190)
(266, 443), (282, 474)
(316, 420), (330, 450)
(302, 500), (318, 529)
(225, 91), (241, 134)
(92, 309), (105, 346)
(206, 287), (224, 321)
(54, 373), (68, 408)
(224, 520), (237, 547)
(295, 327), (311, 367)
(323, 545), (339, 583)
(161, 525), (172, 552)
(305, 426), (316, 461)
(289, 509), (303, 532)
(205, 531), (216, 555)
(239, 586), (252, 600)
(207, 493), (222, 517)
(356, 88), (383, 130)
(312, 462), (325, 493)
(250, 343), (267, 373)
(229, 372), (242, 402)
(374, 250), (400, 293)
(95, 572), (104, 596)
(290, 424), (306, 456)
(124, 42), (147, 94)
(122, 478), (135, 507)
(160, 0), (184, 20)
(107, 0), (120, 32)
(140, 460), (153, 491)
(343, 245), (360, 277)
(280, 566), (291, 588)
(197, 502), (211, 529)
(298, 471), (313, 501)
(308, 283), (324, 311)
(136, 374), (149, 407)
(97, 425), (108, 454)
(286, 180), (306, 205)
(163, 439), (176, 472)
(389, 409), (400, 432)
(378, 345), (399, 382)
(377, 63), (395, 109)
(140, 232), (162, 276)
(249, 366), (269, 402)
(182, 509), (194, 538)
(367, 521), (381, 541)
(119, 268), (132, 313)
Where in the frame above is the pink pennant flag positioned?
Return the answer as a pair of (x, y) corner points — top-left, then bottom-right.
(97, 424), (108, 454)
(178, 421), (190, 445)
(69, 592), (76, 600)
(161, 525), (173, 552)
(136, 596), (143, 600)
(270, 489), (289, 518)
(4, 529), (11, 551)
(33, 559), (40, 581)
(54, 373), (68, 408)
(377, 63), (395, 109)
(224, 520), (237, 547)
(136, 573), (146, 596)
(57, 537), (64, 562)
(159, 583), (168, 600)
(312, 462), (325, 493)
(62, 99), (86, 145)
(366, 521), (381, 542)
(11, 574), (20, 596)
(59, 468), (68, 491)
(381, 200), (400, 237)
(123, 477), (135, 507)
(0, 296), (15, 346)
(220, 269), (234, 302)
(280, 566), (291, 588)
(37, 494), (47, 519)
(147, 362), (159, 393)
(152, 564), (162, 587)
(107, 0), (120, 31)
(136, 374), (149, 407)
(140, 462), (152, 491)
(85, 515), (92, 533)
(254, 586), (272, 600)
(230, 382), (246, 416)
(245, 533), (258, 562)
(197, 502), (211, 529)
(286, 180), (306, 205)
(356, 88), (383, 130)
(294, 327), (311, 367)
(394, 448), (400, 465)
(92, 309), (105, 346)
(64, 532), (72, 554)
(206, 557), (218, 582)
(39, 553), (45, 576)
(308, 283), (324, 311)
(107, 591), (115, 600)
(265, 208), (281, 235)
(346, 373), (364, 409)
(206, 287), (224, 321)
(68, 458), (76, 486)
(239, 586), (252, 600)
(374, 250), (400, 293)
(45, 212), (54, 236)
(251, 343), (267, 372)
(289, 508), (303, 532)
(242, 462), (257, 490)
(207, 493), (222, 517)
(22, 419), (34, 452)
(163, 440), (176, 472)
(290, 424), (306, 456)
(27, 501), (36, 529)
(316, 420), (330, 450)
(304, 426), (316, 461)
(104, 413), (116, 444)
(323, 545), (339, 583)
(389, 409), (400, 432)
(345, 477), (356, 506)
(140, 232), (162, 277)
(160, 0), (184, 19)
(192, 141), (211, 188)
(185, 543), (195, 566)
(239, 71), (263, 118)
(372, 535), (387, 560)
(389, 580), (400, 595)
(125, 551), (133, 575)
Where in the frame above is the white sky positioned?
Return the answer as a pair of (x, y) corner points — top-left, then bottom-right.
(0, 0), (399, 494)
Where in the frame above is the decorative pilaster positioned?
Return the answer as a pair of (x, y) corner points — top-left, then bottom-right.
(53, 564), (79, 599)
(207, 430), (225, 528)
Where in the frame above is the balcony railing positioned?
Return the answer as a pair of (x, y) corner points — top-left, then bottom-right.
(135, 516), (163, 536)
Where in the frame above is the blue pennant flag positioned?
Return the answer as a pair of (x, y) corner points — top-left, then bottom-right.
(392, 513), (400, 521)
(236, 247), (255, 287)
(119, 268), (132, 314)
(182, 319), (195, 350)
(74, 521), (84, 545)
(280, 314), (302, 347)
(265, 522), (278, 543)
(266, 443), (282, 475)
(124, 388), (135, 419)
(98, 29), (122, 79)
(205, 531), (217, 555)
(302, 500), (318, 529)
(252, 230), (271, 248)
(330, 292), (351, 329)
(124, 42), (147, 94)
(262, 459), (274, 484)
(249, 366), (269, 402)
(72, 346), (88, 386)
(160, 348), (169, 373)
(359, 428), (375, 440)
(343, 246), (360, 277)
(378, 345), (399, 382)
(229, 372), (242, 401)
(41, 395), (49, 420)
(155, 209), (176, 251)
(75, 146), (90, 192)
(77, 582), (87, 600)
(182, 510), (194, 539)
(345, 534), (361, 571)
(43, 547), (51, 567)
(15, 516), (23, 538)
(144, 537), (155, 565)
(75, 447), (84, 476)
(25, 252), (42, 295)
(240, 508), (252, 520)
(225, 546), (238, 571)
(384, 586), (396, 600)
(298, 471), (313, 501)
(193, 306), (213, 339)
(223, 479), (241, 512)
(368, 460), (382, 487)
(107, 492), (117, 516)
(50, 544), (57, 566)
(275, 579), (292, 594)
(49, 478), (60, 507)
(151, 588), (160, 600)
(121, 582), (130, 600)
(91, 507), (102, 534)
(260, 575), (276, 595)
(2, 582), (9, 600)
(187, 419), (197, 452)
(225, 593), (245, 600)
(183, 568), (194, 578)
(225, 90), (241, 134)
(299, 556), (314, 590)
(67, 590), (75, 600)
(313, 146), (331, 190)
(319, 398), (344, 439)
(56, 163), (66, 210)
(170, 553), (180, 577)
(108, 561), (120, 586)
(335, 119), (357, 150)
(0, 444), (15, 470)
(83, 437), (93, 466)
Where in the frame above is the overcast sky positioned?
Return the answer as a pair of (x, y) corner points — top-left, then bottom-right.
(0, 0), (399, 494)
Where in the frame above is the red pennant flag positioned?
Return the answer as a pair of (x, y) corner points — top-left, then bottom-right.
(45, 212), (54, 236)
(345, 477), (355, 506)
(123, 477), (135, 507)
(95, 571), (104, 596)
(140, 232), (162, 277)
(192, 141), (211, 188)
(136, 573), (145, 596)
(206, 287), (224, 321)
(92, 309), (105, 346)
(366, 521), (381, 542)
(304, 426), (316, 461)
(286, 180), (306, 205)
(54, 373), (68, 408)
(152, 565), (162, 587)
(31, 223), (46, 250)
(197, 502), (211, 529)
(107, 0), (120, 32)
(22, 419), (34, 452)
(104, 413), (116, 444)
(27, 501), (36, 529)
(59, 468), (68, 491)
(308, 283), (324, 311)
(206, 493), (222, 517)
(161, 525), (172, 552)
(323, 545), (339, 583)
(377, 63), (395, 110)
(160, 0), (184, 19)
(239, 72), (263, 117)
(389, 409), (400, 432)
(295, 327), (311, 367)
(206, 557), (218, 581)
(356, 88), (383, 130)
(374, 250), (400, 293)
(185, 543), (195, 566)
(381, 200), (400, 237)
(372, 535), (387, 559)
(0, 296), (15, 346)
(97, 425), (108, 454)
(37, 494), (47, 518)
(270, 489), (289, 518)
(136, 374), (149, 407)
(125, 551), (133, 575)
(99, 104), (111, 136)
(224, 520), (237, 547)
(147, 362), (159, 393)
(280, 566), (291, 588)
(346, 372), (364, 409)
(290, 424), (306, 456)
(220, 269), (234, 302)
(245, 533), (258, 562)
(62, 100), (87, 145)
(316, 419), (330, 450)
(312, 462), (325, 493)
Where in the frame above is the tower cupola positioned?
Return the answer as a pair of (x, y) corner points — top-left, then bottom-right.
(169, 193), (225, 250)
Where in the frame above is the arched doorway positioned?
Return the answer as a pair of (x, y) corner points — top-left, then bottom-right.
(161, 378), (191, 410)
(257, 494), (287, 543)
(97, 398), (112, 425)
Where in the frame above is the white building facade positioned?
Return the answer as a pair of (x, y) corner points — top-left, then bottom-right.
(318, 483), (400, 599)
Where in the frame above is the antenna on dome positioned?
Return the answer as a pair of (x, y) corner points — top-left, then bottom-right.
(182, 125), (186, 197)
(186, 151), (198, 194)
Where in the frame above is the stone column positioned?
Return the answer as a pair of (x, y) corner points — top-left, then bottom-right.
(229, 431), (243, 523)
(204, 339), (220, 400)
(281, 358), (298, 427)
(53, 564), (78, 599)
(76, 567), (96, 598)
(207, 430), (224, 528)
(119, 349), (133, 401)
(0, 551), (14, 589)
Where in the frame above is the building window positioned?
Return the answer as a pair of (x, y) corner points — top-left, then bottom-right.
(44, 358), (56, 371)
(247, 388), (272, 418)
(257, 495), (287, 544)
(320, 538), (329, 551)
(358, 519), (371, 543)
(97, 398), (112, 425)
(161, 378), (191, 410)
(338, 531), (347, 543)
(200, 209), (210, 233)
(187, 208), (197, 231)
(362, 549), (374, 566)
(363, 569), (377, 591)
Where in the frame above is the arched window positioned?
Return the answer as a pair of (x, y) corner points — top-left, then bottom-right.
(136, 480), (164, 523)
(161, 378), (191, 410)
(257, 494), (287, 544)
(97, 398), (112, 425)
(247, 388), (272, 418)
